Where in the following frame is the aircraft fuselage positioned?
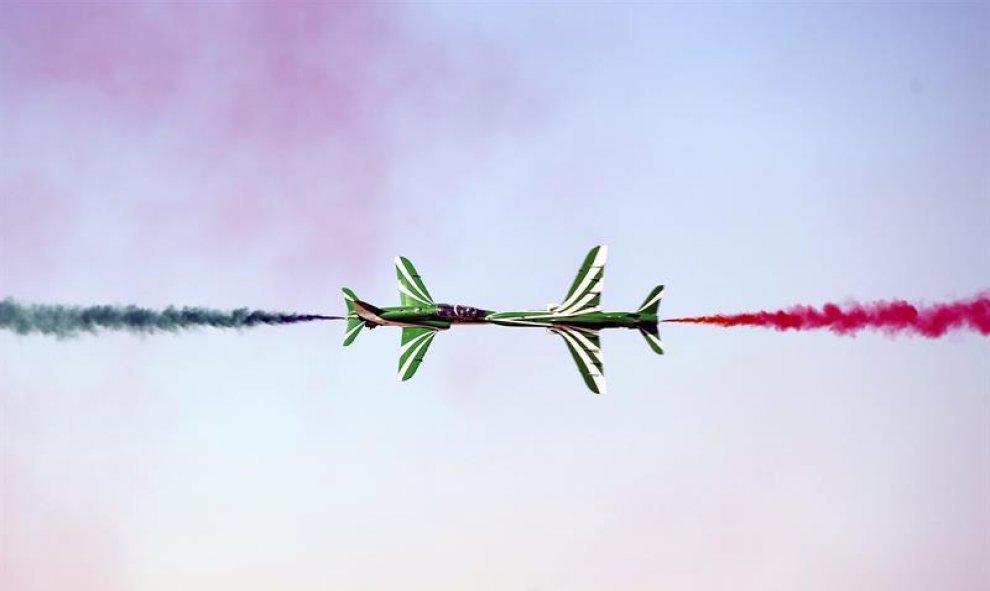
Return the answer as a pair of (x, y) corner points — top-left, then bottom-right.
(353, 300), (655, 331)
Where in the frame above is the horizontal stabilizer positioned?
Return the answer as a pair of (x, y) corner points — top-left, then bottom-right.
(638, 285), (664, 316)
(638, 324), (664, 355)
(342, 288), (364, 346)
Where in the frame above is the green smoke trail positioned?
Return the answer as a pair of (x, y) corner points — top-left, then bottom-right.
(0, 298), (342, 338)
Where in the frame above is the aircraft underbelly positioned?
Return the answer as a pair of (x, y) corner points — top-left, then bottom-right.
(378, 319), (429, 328)
(486, 311), (636, 330)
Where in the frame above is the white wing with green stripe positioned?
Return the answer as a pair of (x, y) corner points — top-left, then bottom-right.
(552, 245), (606, 316)
(395, 256), (434, 306)
(398, 326), (438, 381)
(551, 327), (606, 394)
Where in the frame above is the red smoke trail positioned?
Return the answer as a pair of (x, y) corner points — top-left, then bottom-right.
(663, 294), (990, 338)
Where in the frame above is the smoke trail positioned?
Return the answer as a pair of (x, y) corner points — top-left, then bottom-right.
(0, 298), (343, 338)
(663, 294), (990, 338)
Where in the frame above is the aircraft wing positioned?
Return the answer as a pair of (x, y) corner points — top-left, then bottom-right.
(398, 326), (438, 381)
(551, 327), (606, 394)
(395, 256), (434, 306)
(553, 245), (606, 315)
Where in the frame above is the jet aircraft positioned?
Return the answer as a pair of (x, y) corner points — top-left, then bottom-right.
(342, 246), (663, 394)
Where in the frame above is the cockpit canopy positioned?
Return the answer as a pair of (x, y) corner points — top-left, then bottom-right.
(436, 303), (487, 321)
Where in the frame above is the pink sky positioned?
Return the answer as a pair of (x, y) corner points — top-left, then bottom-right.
(1, 3), (535, 295)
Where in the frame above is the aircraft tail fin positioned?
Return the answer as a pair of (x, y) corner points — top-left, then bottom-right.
(637, 285), (664, 354)
(342, 288), (364, 346)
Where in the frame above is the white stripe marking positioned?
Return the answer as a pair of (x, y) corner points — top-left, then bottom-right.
(567, 328), (601, 353)
(638, 289), (665, 312)
(398, 333), (434, 380)
(344, 322), (363, 341)
(570, 325), (599, 335)
(555, 329), (606, 394)
(395, 257), (432, 304)
(398, 284), (431, 305)
(556, 246), (606, 310)
(592, 245), (608, 268)
(399, 331), (434, 358)
(558, 291), (599, 315)
(647, 332), (664, 351)
(557, 330), (602, 374)
(491, 319), (554, 327)
(557, 266), (603, 311)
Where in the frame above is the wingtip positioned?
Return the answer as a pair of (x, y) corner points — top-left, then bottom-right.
(593, 376), (608, 395)
(593, 244), (608, 266)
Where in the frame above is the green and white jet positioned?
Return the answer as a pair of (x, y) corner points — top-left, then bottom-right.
(341, 245), (664, 394)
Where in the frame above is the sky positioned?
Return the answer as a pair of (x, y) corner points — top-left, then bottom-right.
(1, 2), (988, 590)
